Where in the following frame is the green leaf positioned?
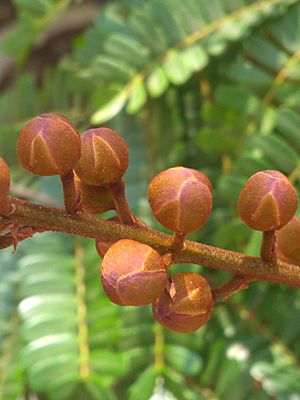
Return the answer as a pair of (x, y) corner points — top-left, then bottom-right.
(90, 350), (129, 377)
(147, 67), (169, 97)
(92, 56), (135, 81)
(126, 79), (147, 113)
(249, 134), (299, 173)
(228, 59), (272, 87)
(128, 366), (156, 400)
(164, 345), (203, 376)
(91, 91), (128, 124)
(163, 50), (191, 85)
(181, 44), (208, 72)
(103, 34), (150, 68)
(247, 37), (289, 71)
(276, 107), (300, 149)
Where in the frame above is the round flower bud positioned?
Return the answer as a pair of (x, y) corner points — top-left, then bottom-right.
(17, 113), (81, 176)
(276, 216), (300, 264)
(74, 128), (128, 186)
(238, 170), (298, 231)
(74, 175), (114, 214)
(101, 239), (167, 306)
(0, 157), (10, 197)
(152, 272), (213, 334)
(147, 167), (212, 234)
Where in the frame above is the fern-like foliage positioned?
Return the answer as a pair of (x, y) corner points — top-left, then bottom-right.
(0, 250), (22, 400)
(16, 233), (123, 399)
(4, 0), (75, 60)
(74, 0), (298, 123)
(211, 2), (300, 248)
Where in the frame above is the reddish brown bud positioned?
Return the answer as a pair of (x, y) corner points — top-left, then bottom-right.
(101, 239), (167, 306)
(276, 216), (300, 264)
(238, 170), (298, 231)
(0, 157), (10, 197)
(147, 167), (212, 234)
(152, 272), (213, 334)
(74, 128), (128, 186)
(17, 113), (81, 176)
(74, 175), (114, 214)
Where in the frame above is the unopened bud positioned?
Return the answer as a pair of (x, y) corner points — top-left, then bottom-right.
(101, 239), (167, 306)
(147, 167), (212, 234)
(17, 113), (81, 176)
(152, 272), (213, 333)
(74, 128), (128, 186)
(238, 170), (297, 231)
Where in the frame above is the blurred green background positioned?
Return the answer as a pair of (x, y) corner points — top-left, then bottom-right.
(1, 0), (300, 399)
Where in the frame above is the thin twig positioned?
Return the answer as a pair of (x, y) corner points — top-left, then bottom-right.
(212, 276), (249, 303)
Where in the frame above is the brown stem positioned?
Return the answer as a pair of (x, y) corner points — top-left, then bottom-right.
(60, 170), (78, 215)
(0, 235), (17, 250)
(109, 180), (135, 225)
(0, 227), (37, 251)
(0, 196), (13, 215)
(212, 276), (249, 303)
(171, 232), (186, 252)
(2, 197), (300, 288)
(261, 230), (276, 262)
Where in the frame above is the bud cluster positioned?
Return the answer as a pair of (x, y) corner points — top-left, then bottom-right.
(1, 112), (299, 334)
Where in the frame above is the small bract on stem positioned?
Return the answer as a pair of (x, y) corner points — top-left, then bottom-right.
(1, 113), (300, 334)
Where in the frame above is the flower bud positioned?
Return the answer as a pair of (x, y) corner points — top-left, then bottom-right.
(152, 272), (213, 333)
(74, 128), (128, 186)
(101, 239), (167, 306)
(147, 167), (212, 234)
(238, 170), (298, 231)
(17, 113), (81, 176)
(276, 216), (300, 264)
(0, 157), (10, 197)
(74, 175), (114, 214)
